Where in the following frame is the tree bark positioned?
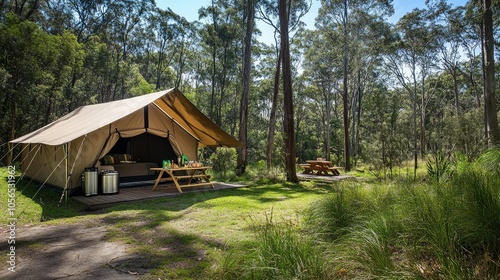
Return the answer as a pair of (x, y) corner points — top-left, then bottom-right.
(342, 0), (351, 171)
(267, 50), (281, 169)
(279, 0), (298, 182)
(325, 86), (332, 161)
(6, 93), (16, 165)
(236, 0), (255, 176)
(482, 0), (500, 145)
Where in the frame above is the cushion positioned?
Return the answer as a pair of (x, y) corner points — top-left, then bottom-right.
(110, 154), (133, 162)
(102, 155), (114, 165)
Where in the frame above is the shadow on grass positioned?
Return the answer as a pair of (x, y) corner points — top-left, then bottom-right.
(100, 209), (226, 279)
(1, 170), (350, 279)
(0, 175), (88, 224)
(9, 177), (332, 220)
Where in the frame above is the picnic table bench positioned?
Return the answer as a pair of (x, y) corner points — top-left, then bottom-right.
(150, 166), (214, 193)
(301, 160), (343, 176)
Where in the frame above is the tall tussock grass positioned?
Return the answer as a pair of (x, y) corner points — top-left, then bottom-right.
(304, 182), (374, 241)
(219, 149), (500, 278)
(217, 214), (330, 280)
(305, 151), (500, 278)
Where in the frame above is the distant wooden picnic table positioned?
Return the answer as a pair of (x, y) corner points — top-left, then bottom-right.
(299, 160), (342, 176)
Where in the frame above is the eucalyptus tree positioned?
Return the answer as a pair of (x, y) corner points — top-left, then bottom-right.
(0, 14), (81, 163)
(433, 2), (487, 155)
(481, 0), (500, 145)
(104, 0), (154, 101)
(438, 4), (466, 119)
(385, 7), (441, 178)
(347, 12), (392, 161)
(279, 0), (298, 182)
(301, 28), (343, 162)
(171, 18), (196, 89)
(250, 43), (285, 164)
(317, 0), (393, 171)
(362, 84), (404, 177)
(236, 0), (255, 176)
(198, 0), (243, 127)
(459, 1), (483, 109)
(147, 8), (194, 90)
(257, 0), (311, 168)
(63, 0), (114, 42)
(52, 0), (154, 103)
(0, 0), (44, 21)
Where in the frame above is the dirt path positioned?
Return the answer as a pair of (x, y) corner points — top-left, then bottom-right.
(1, 223), (151, 279)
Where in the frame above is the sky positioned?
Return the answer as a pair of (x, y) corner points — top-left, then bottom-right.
(156, 0), (468, 45)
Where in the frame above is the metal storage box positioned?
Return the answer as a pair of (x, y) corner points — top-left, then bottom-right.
(100, 170), (119, 194)
(82, 168), (98, 196)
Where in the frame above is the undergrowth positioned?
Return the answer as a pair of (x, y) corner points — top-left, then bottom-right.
(218, 149), (500, 279)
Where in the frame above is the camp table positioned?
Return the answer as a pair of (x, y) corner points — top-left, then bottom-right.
(150, 166), (214, 193)
(300, 160), (342, 176)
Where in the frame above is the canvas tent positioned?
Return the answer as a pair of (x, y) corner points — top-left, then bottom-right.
(10, 88), (241, 191)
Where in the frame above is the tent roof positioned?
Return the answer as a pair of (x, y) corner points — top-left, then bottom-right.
(11, 88), (241, 147)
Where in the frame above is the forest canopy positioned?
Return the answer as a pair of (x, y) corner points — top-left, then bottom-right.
(1, 0), (499, 177)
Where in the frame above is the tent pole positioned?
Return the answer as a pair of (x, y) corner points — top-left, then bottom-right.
(59, 136), (86, 206)
(66, 142), (70, 204)
(57, 142), (70, 206)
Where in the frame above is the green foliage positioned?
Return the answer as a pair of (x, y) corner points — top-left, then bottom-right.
(299, 150), (500, 278)
(476, 148), (500, 177)
(450, 169), (500, 256)
(0, 13), (83, 156)
(4, 153), (500, 279)
(426, 152), (453, 184)
(305, 182), (372, 240)
(348, 227), (398, 277)
(209, 147), (237, 180)
(219, 214), (329, 280)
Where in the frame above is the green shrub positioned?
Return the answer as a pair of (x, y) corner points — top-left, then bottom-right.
(345, 214), (407, 278)
(305, 182), (371, 241)
(209, 147), (236, 180)
(250, 217), (328, 279)
(476, 148), (500, 177)
(218, 214), (329, 280)
(399, 159), (500, 279)
(451, 169), (500, 255)
(426, 152), (453, 184)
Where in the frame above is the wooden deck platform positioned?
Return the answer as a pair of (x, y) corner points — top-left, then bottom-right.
(73, 182), (246, 210)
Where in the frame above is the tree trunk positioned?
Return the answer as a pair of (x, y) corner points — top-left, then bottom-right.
(325, 90), (331, 161)
(6, 94), (16, 165)
(236, 0), (254, 176)
(420, 94), (426, 158)
(175, 41), (185, 88)
(355, 81), (362, 161)
(452, 68), (460, 118)
(351, 71), (360, 160)
(267, 51), (281, 169)
(342, 0), (350, 171)
(412, 93), (418, 179)
(210, 44), (217, 122)
(279, 0), (298, 183)
(482, 0), (500, 145)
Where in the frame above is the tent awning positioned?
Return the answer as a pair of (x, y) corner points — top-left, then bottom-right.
(11, 88), (241, 148)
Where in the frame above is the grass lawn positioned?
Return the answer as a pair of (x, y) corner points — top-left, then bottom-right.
(0, 167), (338, 279)
(3, 156), (498, 279)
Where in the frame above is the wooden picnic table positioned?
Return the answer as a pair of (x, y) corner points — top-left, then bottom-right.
(150, 166), (214, 193)
(300, 160), (342, 176)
